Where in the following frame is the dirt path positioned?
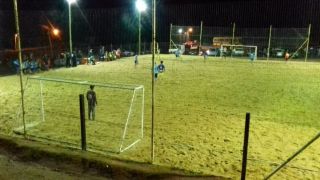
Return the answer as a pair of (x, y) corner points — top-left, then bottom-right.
(0, 153), (108, 180)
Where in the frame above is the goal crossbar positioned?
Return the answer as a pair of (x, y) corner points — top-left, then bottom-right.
(221, 44), (258, 48)
(16, 76), (145, 154)
(29, 76), (143, 90)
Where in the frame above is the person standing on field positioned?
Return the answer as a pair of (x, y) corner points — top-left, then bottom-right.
(134, 54), (138, 66)
(285, 51), (290, 61)
(87, 85), (97, 120)
(153, 62), (159, 80)
(158, 60), (165, 73)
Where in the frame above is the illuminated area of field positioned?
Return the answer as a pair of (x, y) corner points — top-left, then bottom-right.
(0, 55), (319, 179)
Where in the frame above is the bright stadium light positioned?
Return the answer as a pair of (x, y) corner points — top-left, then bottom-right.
(188, 27), (193, 33)
(136, 0), (147, 55)
(136, 0), (147, 12)
(52, 28), (60, 36)
(67, 0), (77, 4)
(66, 0), (77, 54)
(178, 28), (183, 34)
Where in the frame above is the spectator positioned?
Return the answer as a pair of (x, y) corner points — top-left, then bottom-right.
(30, 59), (39, 73)
(12, 59), (20, 74)
(66, 52), (71, 67)
(23, 59), (31, 74)
(99, 46), (105, 61)
(88, 49), (95, 65)
(42, 54), (49, 70)
(72, 52), (77, 67)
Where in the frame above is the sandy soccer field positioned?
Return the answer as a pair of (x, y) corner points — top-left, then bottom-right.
(0, 55), (319, 179)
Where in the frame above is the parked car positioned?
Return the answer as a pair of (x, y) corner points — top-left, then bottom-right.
(121, 50), (135, 57)
(232, 48), (245, 56)
(272, 48), (285, 58)
(169, 48), (178, 54)
(206, 48), (220, 56)
(188, 49), (198, 55)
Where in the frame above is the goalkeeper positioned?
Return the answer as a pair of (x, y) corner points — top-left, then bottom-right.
(86, 85), (98, 120)
(249, 52), (255, 61)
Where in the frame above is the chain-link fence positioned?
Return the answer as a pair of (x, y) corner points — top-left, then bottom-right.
(170, 24), (312, 60)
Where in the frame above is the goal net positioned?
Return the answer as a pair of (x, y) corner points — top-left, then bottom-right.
(15, 76), (144, 153)
(220, 44), (258, 60)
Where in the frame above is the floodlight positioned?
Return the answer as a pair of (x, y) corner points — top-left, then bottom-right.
(136, 0), (147, 12)
(178, 28), (183, 34)
(188, 28), (193, 33)
(67, 0), (77, 4)
(52, 28), (60, 36)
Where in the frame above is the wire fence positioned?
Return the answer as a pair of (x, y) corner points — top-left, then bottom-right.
(170, 24), (312, 60)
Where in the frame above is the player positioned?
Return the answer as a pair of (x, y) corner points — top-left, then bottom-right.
(158, 60), (165, 73)
(134, 55), (138, 66)
(221, 46), (227, 59)
(86, 85), (97, 120)
(175, 49), (181, 58)
(203, 50), (208, 60)
(88, 49), (95, 65)
(285, 51), (290, 61)
(249, 52), (255, 62)
(153, 63), (159, 80)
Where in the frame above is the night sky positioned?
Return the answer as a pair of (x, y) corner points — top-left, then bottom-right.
(0, 0), (320, 49)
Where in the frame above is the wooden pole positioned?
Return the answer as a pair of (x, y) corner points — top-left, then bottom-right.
(13, 0), (26, 138)
(151, 0), (156, 164)
(305, 24), (311, 62)
(231, 23), (236, 59)
(169, 23), (172, 50)
(232, 22), (236, 45)
(267, 25), (272, 61)
(79, 94), (87, 151)
(199, 21), (203, 49)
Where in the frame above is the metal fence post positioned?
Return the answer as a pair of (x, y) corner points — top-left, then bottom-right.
(241, 112), (251, 180)
(79, 94), (86, 151)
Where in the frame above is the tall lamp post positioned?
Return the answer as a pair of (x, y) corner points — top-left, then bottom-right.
(178, 28), (183, 44)
(48, 28), (60, 59)
(136, 0), (147, 55)
(67, 0), (77, 54)
(42, 25), (60, 59)
(188, 27), (193, 41)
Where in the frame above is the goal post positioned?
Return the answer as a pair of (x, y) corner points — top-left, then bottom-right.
(220, 44), (258, 60)
(15, 76), (145, 154)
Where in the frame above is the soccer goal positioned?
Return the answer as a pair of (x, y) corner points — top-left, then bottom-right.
(220, 44), (257, 60)
(14, 76), (144, 154)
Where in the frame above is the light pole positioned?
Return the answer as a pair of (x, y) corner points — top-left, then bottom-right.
(14, 33), (18, 50)
(42, 25), (60, 59)
(188, 27), (193, 41)
(178, 28), (183, 44)
(67, 0), (77, 54)
(136, 0), (147, 55)
(48, 28), (60, 59)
